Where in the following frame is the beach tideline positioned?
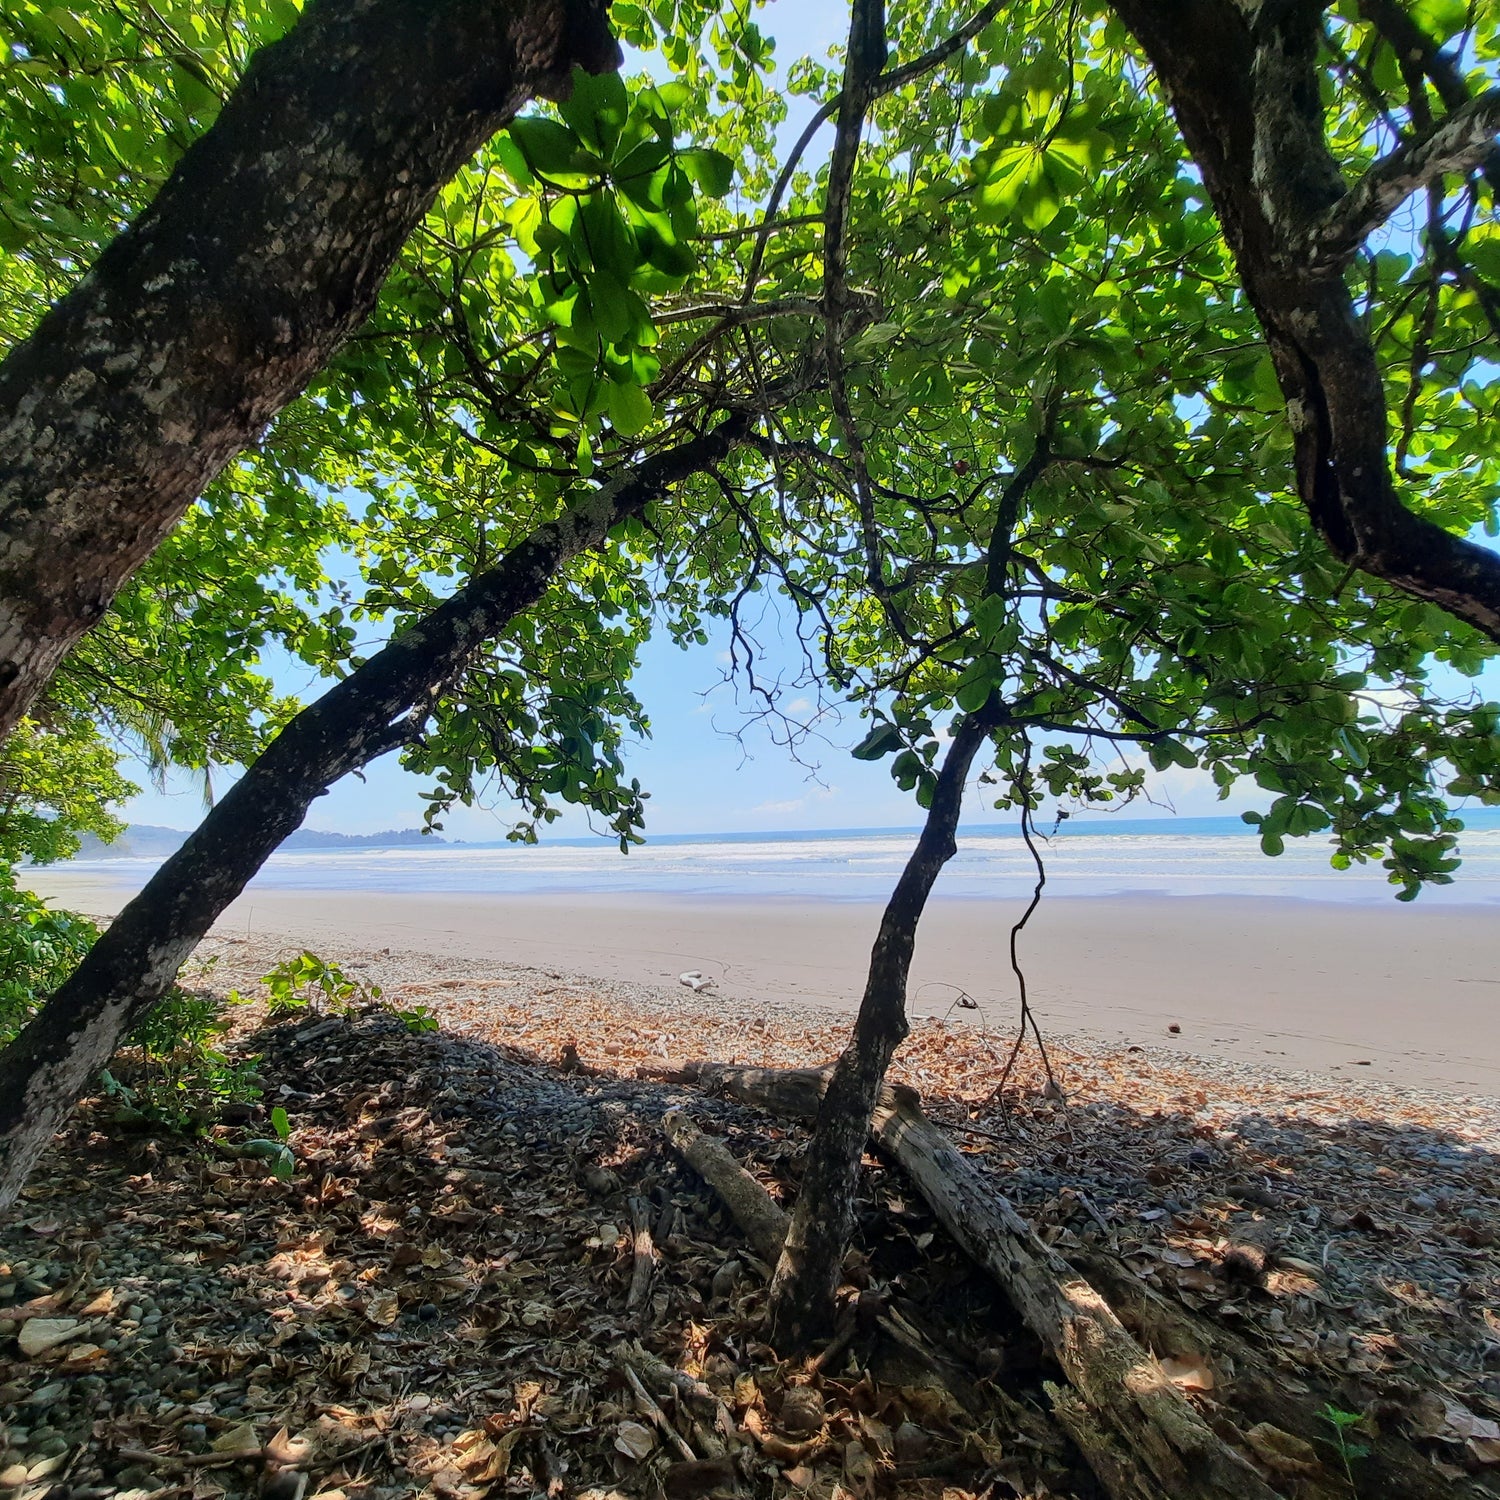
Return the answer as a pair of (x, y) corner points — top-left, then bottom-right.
(29, 872), (1500, 1095)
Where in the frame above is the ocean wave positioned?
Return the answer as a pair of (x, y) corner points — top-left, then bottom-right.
(59, 825), (1500, 903)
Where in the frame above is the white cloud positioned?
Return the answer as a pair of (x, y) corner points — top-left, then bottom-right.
(751, 798), (807, 814)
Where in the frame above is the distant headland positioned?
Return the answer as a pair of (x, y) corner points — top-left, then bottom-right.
(72, 824), (452, 859)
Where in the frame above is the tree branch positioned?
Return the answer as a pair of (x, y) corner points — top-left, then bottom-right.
(0, 415), (748, 1209)
(1311, 88), (1500, 265)
(874, 0), (1004, 96)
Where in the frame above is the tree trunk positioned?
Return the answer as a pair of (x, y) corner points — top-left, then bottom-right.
(674, 1063), (1282, 1500)
(0, 0), (620, 746)
(764, 711), (993, 1350)
(1109, 0), (1500, 643)
(0, 418), (744, 1210)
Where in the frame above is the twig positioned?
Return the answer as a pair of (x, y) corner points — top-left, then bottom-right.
(308, 1436), (387, 1474)
(116, 1446), (265, 1469)
(620, 1363), (697, 1461)
(942, 1118), (1014, 1146)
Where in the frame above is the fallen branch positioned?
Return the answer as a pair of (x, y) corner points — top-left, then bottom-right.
(657, 1063), (1282, 1500)
(620, 1363), (697, 1462)
(1074, 1251), (1458, 1500)
(620, 1342), (739, 1460)
(660, 1109), (789, 1261)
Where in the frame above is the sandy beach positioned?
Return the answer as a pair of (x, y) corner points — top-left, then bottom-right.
(28, 870), (1500, 1094)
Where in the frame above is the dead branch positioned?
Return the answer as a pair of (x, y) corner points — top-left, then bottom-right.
(660, 1108), (789, 1261)
(626, 1194), (656, 1312)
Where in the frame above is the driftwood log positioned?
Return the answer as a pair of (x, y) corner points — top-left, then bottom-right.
(1073, 1250), (1464, 1500)
(660, 1109), (790, 1262)
(654, 1062), (1284, 1500)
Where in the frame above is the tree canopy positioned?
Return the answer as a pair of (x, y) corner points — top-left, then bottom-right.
(3, 0), (1497, 897)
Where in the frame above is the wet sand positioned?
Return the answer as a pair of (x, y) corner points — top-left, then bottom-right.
(27, 871), (1500, 1094)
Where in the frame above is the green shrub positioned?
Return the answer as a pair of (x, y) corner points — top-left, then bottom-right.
(1, 868), (259, 1133)
(261, 949), (382, 1016)
(0, 870), (99, 1043)
(108, 986), (263, 1134)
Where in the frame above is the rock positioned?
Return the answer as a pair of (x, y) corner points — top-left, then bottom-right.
(17, 1319), (82, 1358)
(663, 1459), (736, 1498)
(893, 1422), (931, 1463)
(262, 1471), (309, 1500)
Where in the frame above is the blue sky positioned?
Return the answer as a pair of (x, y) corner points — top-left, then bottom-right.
(121, 592), (1266, 839)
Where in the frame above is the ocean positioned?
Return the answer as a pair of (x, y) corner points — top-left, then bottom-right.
(58, 812), (1500, 904)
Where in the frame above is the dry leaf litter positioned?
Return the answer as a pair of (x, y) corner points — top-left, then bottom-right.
(1, 932), (1497, 1500)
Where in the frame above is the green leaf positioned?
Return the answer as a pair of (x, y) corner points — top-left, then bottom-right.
(558, 67), (631, 157)
(509, 117), (591, 181)
(606, 381), (653, 437)
(678, 147), (735, 197)
(851, 723), (903, 761)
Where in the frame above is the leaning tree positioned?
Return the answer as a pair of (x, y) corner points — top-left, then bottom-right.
(0, 0), (622, 742)
(3, 0), (1498, 1291)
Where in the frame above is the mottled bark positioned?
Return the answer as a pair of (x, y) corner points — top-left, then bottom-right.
(0, 418), (744, 1210)
(1110, 0), (1500, 643)
(0, 0), (620, 744)
(764, 711), (992, 1349)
